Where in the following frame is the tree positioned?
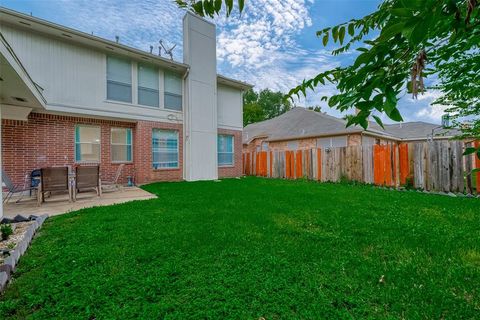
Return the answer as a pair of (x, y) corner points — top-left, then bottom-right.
(287, 0), (479, 157)
(175, 0), (245, 17)
(180, 0), (480, 157)
(307, 106), (322, 112)
(243, 89), (292, 126)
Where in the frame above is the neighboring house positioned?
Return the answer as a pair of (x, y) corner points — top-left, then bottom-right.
(0, 7), (252, 189)
(243, 107), (460, 152)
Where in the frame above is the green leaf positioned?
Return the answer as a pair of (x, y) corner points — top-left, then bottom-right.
(332, 26), (339, 42)
(463, 147), (477, 155)
(390, 8), (412, 17)
(339, 26), (346, 45)
(348, 23), (355, 37)
(192, 1), (204, 16)
(388, 108), (404, 122)
(379, 22), (406, 40)
(409, 22), (428, 45)
(322, 33), (329, 46)
(238, 0), (245, 12)
(372, 115), (385, 129)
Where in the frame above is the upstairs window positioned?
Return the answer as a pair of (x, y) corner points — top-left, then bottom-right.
(138, 63), (159, 108)
(111, 128), (132, 162)
(152, 129), (179, 169)
(218, 134), (234, 166)
(164, 72), (182, 111)
(75, 125), (101, 162)
(107, 56), (132, 103)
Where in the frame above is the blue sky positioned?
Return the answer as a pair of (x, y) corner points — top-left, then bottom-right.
(2, 0), (446, 124)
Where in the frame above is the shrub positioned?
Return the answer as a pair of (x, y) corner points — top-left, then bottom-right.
(1, 224), (13, 241)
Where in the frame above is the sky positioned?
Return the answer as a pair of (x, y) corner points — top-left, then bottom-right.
(2, 0), (447, 124)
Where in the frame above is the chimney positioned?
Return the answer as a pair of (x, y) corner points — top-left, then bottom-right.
(182, 13), (218, 181)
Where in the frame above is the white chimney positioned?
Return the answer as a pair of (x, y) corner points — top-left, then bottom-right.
(182, 13), (218, 181)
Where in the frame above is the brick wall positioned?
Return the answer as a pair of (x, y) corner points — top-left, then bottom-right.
(1, 113), (183, 187)
(218, 128), (243, 178)
(134, 121), (183, 184)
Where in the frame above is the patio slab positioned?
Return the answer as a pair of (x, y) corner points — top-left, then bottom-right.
(3, 187), (156, 218)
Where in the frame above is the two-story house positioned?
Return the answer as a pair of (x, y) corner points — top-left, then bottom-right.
(0, 7), (252, 192)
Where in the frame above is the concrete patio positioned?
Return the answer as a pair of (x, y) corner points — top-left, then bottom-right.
(3, 187), (156, 218)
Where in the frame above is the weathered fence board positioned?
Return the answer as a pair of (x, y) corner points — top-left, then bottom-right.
(243, 141), (478, 194)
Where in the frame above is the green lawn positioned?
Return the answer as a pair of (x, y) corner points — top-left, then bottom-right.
(1, 178), (479, 319)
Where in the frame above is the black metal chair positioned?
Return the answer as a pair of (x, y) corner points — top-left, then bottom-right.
(2, 170), (37, 203)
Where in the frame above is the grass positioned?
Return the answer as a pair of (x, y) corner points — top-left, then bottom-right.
(1, 177), (479, 319)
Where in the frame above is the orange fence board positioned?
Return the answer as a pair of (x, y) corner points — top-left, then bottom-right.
(373, 145), (384, 185)
(296, 150), (302, 178)
(317, 149), (322, 181)
(385, 145), (393, 186)
(399, 144), (409, 185)
(261, 151), (268, 176)
(476, 141), (480, 193)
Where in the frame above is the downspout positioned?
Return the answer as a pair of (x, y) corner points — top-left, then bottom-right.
(182, 67), (190, 180)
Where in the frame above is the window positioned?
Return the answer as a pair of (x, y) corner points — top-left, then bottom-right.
(75, 125), (101, 162)
(138, 63), (159, 107)
(164, 71), (182, 111)
(111, 128), (132, 162)
(287, 141), (298, 150)
(152, 129), (179, 169)
(107, 55), (132, 103)
(218, 134), (234, 166)
(261, 142), (269, 151)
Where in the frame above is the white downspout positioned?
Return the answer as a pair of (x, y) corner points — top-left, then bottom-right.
(182, 67), (190, 180)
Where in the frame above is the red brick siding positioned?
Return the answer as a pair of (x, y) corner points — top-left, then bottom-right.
(134, 121), (183, 184)
(1, 112), (182, 187)
(218, 128), (242, 178)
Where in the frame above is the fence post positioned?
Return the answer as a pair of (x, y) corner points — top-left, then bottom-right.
(476, 141), (480, 194)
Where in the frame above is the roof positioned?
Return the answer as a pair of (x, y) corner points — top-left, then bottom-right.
(243, 107), (461, 144)
(0, 7), (252, 90)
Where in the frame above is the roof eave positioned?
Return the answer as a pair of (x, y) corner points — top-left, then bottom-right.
(0, 7), (189, 73)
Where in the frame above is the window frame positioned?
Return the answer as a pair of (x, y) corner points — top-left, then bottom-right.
(137, 63), (160, 108)
(110, 127), (133, 163)
(164, 71), (183, 111)
(152, 129), (179, 170)
(74, 124), (101, 163)
(106, 55), (133, 104)
(218, 134), (235, 167)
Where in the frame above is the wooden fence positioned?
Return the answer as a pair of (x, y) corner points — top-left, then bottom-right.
(243, 141), (480, 195)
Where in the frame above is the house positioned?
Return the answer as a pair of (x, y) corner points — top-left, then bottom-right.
(0, 7), (252, 197)
(243, 107), (460, 152)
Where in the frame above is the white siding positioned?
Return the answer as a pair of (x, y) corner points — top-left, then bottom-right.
(217, 84), (243, 130)
(183, 13), (218, 181)
(0, 25), (181, 122)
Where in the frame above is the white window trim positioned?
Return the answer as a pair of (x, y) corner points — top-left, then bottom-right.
(75, 124), (101, 163)
(152, 129), (180, 170)
(218, 134), (235, 168)
(110, 128), (133, 164)
(137, 63), (160, 108)
(106, 55), (133, 104)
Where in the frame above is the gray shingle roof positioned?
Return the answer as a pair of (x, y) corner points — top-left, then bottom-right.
(243, 107), (460, 144)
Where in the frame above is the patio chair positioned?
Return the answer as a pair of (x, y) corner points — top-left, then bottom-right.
(101, 164), (125, 192)
(2, 170), (38, 203)
(39, 167), (71, 205)
(75, 166), (101, 200)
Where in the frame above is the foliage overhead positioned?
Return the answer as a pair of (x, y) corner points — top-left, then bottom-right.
(175, 0), (245, 18)
(243, 89), (292, 126)
(180, 0), (480, 156)
(286, 0), (479, 138)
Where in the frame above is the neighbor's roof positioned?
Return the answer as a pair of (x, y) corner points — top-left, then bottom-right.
(243, 107), (460, 144)
(0, 7), (252, 90)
